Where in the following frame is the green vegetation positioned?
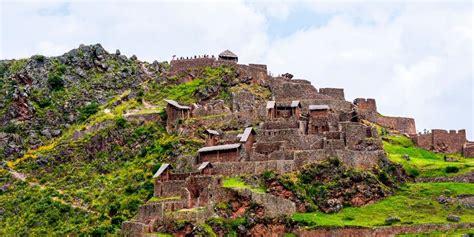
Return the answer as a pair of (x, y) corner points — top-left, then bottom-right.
(144, 66), (236, 106)
(5, 121), (196, 235)
(77, 102), (100, 122)
(148, 196), (181, 203)
(47, 73), (65, 91)
(292, 182), (474, 227)
(222, 176), (266, 193)
(206, 217), (246, 236)
(277, 158), (399, 213)
(383, 135), (474, 177)
(47, 61), (67, 91)
(0, 171), (101, 235)
(8, 58), (28, 74)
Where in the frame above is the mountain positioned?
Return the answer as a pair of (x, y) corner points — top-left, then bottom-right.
(0, 45), (472, 236)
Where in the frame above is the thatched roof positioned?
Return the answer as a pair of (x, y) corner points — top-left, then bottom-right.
(219, 50), (238, 59)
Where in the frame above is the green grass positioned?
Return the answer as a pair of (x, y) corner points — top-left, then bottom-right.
(145, 233), (174, 237)
(148, 196), (181, 203)
(383, 135), (474, 177)
(292, 182), (474, 228)
(222, 177), (266, 193)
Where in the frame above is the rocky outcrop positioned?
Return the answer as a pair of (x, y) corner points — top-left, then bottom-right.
(0, 44), (160, 160)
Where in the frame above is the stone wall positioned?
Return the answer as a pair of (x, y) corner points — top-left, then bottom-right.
(293, 149), (383, 169)
(124, 113), (162, 123)
(169, 58), (215, 74)
(154, 180), (186, 197)
(236, 64), (268, 84)
(413, 129), (467, 153)
(376, 116), (416, 135)
(335, 150), (385, 169)
(295, 223), (474, 237)
(121, 221), (147, 237)
(339, 122), (369, 150)
(319, 88), (345, 100)
(164, 206), (215, 224)
(354, 98), (416, 135)
(293, 149), (330, 168)
(235, 189), (296, 217)
(354, 98), (377, 113)
(212, 160), (295, 176)
(138, 202), (164, 221)
(463, 142), (474, 157)
(260, 120), (299, 129)
(413, 133), (432, 149)
(300, 99), (353, 113)
(270, 79), (321, 100)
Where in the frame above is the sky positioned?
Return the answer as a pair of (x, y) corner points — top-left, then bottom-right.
(1, 0), (473, 139)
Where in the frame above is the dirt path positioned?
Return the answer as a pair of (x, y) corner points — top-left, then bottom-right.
(7, 168), (98, 214)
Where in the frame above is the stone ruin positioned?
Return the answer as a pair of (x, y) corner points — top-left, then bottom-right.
(412, 129), (471, 155)
(353, 98), (416, 135)
(122, 50), (473, 236)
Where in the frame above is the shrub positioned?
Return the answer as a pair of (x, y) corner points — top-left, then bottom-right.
(115, 116), (127, 128)
(78, 102), (99, 122)
(9, 59), (27, 74)
(47, 73), (64, 91)
(36, 97), (52, 108)
(55, 64), (67, 75)
(0, 62), (9, 78)
(32, 55), (46, 62)
(406, 167), (420, 178)
(2, 122), (18, 133)
(445, 166), (459, 173)
(262, 170), (275, 179)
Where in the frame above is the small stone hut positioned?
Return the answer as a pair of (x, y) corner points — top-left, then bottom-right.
(218, 50), (238, 62)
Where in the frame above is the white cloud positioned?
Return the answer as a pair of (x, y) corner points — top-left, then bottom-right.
(1, 1), (472, 139)
(1, 1), (269, 62)
(263, 2), (473, 139)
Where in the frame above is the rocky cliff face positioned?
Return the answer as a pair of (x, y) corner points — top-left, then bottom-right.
(0, 44), (160, 160)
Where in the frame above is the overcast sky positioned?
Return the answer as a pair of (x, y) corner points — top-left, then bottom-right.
(1, 1), (473, 139)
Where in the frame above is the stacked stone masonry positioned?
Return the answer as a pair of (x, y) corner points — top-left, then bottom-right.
(122, 50), (472, 236)
(413, 129), (467, 154)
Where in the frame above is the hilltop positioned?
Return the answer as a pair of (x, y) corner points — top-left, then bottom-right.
(0, 45), (472, 236)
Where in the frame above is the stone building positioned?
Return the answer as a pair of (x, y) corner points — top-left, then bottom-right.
(353, 98), (416, 135)
(197, 143), (242, 163)
(463, 142), (474, 157)
(308, 105), (330, 135)
(412, 129), (467, 154)
(164, 99), (191, 130)
(218, 49), (238, 62)
(123, 49), (464, 236)
(266, 100), (301, 120)
(204, 129), (220, 146)
(153, 163), (173, 182)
